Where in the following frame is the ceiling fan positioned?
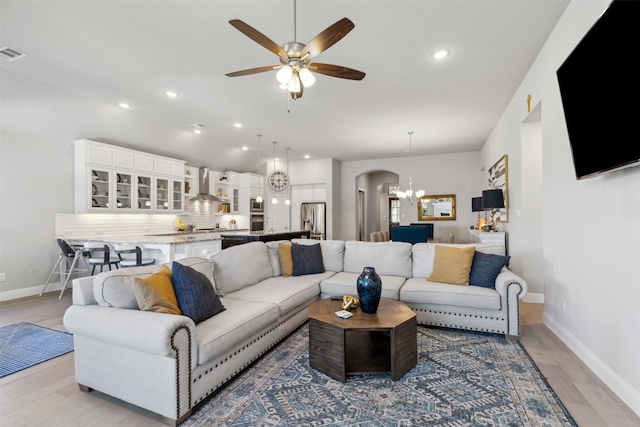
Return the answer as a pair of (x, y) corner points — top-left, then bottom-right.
(225, 0), (365, 99)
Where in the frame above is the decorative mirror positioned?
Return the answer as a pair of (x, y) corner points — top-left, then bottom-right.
(418, 194), (456, 221)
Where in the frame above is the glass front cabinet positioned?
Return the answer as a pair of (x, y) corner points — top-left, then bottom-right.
(75, 139), (186, 214)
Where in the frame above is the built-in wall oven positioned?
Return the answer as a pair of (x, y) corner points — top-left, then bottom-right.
(250, 214), (264, 232)
(250, 198), (264, 213)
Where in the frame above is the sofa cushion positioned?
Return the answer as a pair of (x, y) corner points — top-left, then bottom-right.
(469, 252), (511, 288)
(196, 298), (279, 365)
(265, 240), (289, 276)
(428, 245), (475, 286)
(319, 271), (406, 300)
(412, 243), (505, 279)
(400, 277), (501, 310)
(224, 273), (328, 315)
(291, 243), (324, 276)
(212, 241), (273, 296)
(132, 265), (181, 315)
(172, 262), (225, 324)
(343, 241), (412, 277)
(93, 264), (159, 309)
(279, 243), (294, 276)
(291, 239), (345, 272)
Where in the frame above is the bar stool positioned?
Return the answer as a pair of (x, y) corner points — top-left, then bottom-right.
(114, 244), (155, 267)
(84, 242), (120, 274)
(41, 237), (90, 299)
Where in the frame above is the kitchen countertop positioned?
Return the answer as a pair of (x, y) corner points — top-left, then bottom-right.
(68, 229), (248, 245)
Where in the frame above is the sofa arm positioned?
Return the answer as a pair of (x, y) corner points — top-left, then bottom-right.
(494, 269), (527, 338)
(64, 305), (197, 363)
(494, 269), (528, 299)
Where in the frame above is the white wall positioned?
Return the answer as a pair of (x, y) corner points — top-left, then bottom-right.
(481, 0), (640, 415)
(0, 131), (76, 299)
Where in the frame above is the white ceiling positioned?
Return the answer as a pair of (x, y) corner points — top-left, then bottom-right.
(1, 0), (569, 172)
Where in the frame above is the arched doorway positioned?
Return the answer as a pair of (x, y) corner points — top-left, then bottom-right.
(355, 170), (399, 241)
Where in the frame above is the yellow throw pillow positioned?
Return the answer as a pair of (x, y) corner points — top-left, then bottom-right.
(133, 265), (181, 314)
(427, 245), (476, 286)
(279, 243), (294, 277)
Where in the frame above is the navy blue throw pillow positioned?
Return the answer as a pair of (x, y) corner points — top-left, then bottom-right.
(172, 262), (225, 324)
(291, 243), (325, 276)
(469, 252), (511, 289)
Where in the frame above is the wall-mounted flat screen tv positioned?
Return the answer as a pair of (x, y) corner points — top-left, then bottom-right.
(556, 0), (639, 180)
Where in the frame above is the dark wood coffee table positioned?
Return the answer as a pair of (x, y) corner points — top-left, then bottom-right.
(308, 298), (417, 382)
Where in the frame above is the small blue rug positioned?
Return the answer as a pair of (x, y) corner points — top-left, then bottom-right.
(0, 322), (74, 378)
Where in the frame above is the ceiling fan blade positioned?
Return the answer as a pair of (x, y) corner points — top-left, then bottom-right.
(309, 63), (366, 80)
(300, 18), (355, 60)
(225, 65), (281, 77)
(229, 19), (288, 59)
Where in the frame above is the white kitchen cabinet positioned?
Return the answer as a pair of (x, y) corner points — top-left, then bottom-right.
(85, 167), (111, 211)
(112, 150), (134, 170)
(135, 174), (153, 211)
(75, 139), (186, 213)
(85, 144), (112, 166)
(136, 155), (154, 173)
(114, 171), (134, 211)
(186, 240), (222, 258)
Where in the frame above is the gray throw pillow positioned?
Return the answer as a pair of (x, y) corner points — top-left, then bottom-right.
(291, 243), (325, 276)
(469, 252), (511, 288)
(172, 262), (225, 324)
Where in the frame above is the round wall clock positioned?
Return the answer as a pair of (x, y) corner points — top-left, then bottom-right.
(269, 170), (289, 190)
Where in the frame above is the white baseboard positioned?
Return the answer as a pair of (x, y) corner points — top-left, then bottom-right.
(544, 312), (640, 418)
(0, 282), (65, 302)
(523, 292), (544, 304)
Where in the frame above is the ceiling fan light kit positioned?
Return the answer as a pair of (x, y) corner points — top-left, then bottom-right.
(226, 0), (365, 100)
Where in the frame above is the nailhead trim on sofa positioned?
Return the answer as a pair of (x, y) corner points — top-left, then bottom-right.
(170, 325), (192, 420)
(190, 305), (309, 406)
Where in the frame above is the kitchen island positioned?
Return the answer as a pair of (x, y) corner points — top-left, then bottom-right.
(68, 229), (248, 264)
(221, 230), (311, 249)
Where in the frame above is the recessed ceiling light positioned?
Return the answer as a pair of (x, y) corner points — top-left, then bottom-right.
(304, 155), (310, 159)
(242, 146), (248, 150)
(234, 122), (243, 128)
(165, 91), (178, 98)
(432, 49), (450, 60)
(118, 102), (131, 109)
(188, 123), (204, 134)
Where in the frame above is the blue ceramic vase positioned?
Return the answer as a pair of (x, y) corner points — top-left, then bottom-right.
(357, 267), (382, 313)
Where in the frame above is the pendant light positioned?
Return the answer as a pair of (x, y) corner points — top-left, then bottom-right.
(255, 134), (263, 203)
(396, 131), (425, 205)
(285, 147), (291, 205)
(271, 141), (278, 204)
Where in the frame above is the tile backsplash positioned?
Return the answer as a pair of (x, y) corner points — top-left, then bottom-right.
(56, 201), (239, 238)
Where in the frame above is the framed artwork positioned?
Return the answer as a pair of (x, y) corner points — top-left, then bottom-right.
(488, 154), (508, 222)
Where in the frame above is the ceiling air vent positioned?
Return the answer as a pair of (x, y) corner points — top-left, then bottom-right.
(0, 46), (27, 62)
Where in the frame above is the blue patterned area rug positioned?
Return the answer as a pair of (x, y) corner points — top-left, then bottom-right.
(0, 322), (74, 378)
(183, 324), (577, 426)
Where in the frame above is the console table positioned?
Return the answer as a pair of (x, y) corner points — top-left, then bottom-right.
(469, 230), (506, 254)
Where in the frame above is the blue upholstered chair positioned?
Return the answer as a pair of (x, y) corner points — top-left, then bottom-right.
(390, 225), (429, 244)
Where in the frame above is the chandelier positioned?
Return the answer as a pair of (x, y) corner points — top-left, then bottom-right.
(396, 131), (425, 205)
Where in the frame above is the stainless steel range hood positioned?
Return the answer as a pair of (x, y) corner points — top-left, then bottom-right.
(190, 168), (223, 202)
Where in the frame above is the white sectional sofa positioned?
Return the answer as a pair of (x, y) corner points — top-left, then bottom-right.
(63, 239), (527, 426)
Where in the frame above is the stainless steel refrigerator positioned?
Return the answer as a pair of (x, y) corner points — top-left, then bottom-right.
(300, 202), (326, 240)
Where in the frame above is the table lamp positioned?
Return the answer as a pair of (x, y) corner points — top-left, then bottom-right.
(471, 197), (483, 230)
(481, 189), (505, 231)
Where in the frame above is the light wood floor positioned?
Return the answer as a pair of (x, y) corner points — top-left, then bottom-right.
(1, 293), (638, 426)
